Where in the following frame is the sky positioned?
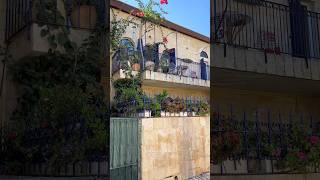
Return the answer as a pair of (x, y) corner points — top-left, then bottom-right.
(119, 0), (210, 37)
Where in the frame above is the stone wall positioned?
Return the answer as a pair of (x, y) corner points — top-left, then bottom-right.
(213, 87), (320, 120)
(140, 117), (210, 180)
(212, 44), (320, 81)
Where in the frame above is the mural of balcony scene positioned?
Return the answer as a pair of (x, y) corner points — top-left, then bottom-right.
(212, 0), (320, 80)
(112, 39), (210, 88)
(211, 104), (320, 175)
(5, 0), (106, 57)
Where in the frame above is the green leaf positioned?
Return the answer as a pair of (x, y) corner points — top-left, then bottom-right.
(40, 29), (49, 37)
(57, 33), (68, 45)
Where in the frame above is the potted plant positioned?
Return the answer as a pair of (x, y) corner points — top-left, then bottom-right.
(198, 100), (209, 116)
(160, 52), (170, 73)
(172, 97), (186, 117)
(161, 97), (174, 117)
(154, 91), (168, 117)
(144, 44), (155, 71)
(70, 0), (97, 29)
(187, 102), (197, 117)
(129, 51), (141, 71)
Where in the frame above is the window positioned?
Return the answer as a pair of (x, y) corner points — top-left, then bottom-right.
(119, 38), (135, 54)
(200, 51), (208, 58)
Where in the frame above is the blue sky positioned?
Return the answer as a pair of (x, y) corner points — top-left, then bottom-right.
(119, 0), (210, 37)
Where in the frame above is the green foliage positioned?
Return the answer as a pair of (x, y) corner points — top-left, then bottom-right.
(2, 1), (108, 173)
(268, 123), (320, 172)
(36, 0), (77, 51)
(198, 100), (210, 116)
(211, 114), (241, 165)
(113, 77), (146, 114)
(134, 0), (167, 25)
(110, 11), (132, 52)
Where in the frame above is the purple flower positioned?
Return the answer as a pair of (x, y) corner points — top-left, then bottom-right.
(297, 152), (307, 161)
(310, 136), (319, 145)
(272, 148), (281, 158)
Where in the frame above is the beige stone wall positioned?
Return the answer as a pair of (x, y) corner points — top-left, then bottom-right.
(142, 85), (209, 99)
(213, 87), (320, 121)
(140, 117), (210, 180)
(212, 174), (320, 180)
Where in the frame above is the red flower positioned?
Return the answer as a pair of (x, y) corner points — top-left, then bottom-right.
(8, 132), (17, 140)
(132, 10), (145, 17)
(160, 0), (168, 5)
(297, 152), (307, 161)
(162, 37), (168, 44)
(40, 121), (49, 128)
(310, 136), (319, 145)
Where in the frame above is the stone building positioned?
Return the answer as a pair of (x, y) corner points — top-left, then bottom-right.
(0, 0), (210, 179)
(110, 1), (210, 179)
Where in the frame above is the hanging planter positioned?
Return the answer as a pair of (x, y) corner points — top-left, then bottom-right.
(70, 0), (97, 29)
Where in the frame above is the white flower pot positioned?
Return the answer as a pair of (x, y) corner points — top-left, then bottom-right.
(187, 112), (196, 117)
(161, 111), (166, 117)
(174, 112), (180, 117)
(138, 110), (151, 118)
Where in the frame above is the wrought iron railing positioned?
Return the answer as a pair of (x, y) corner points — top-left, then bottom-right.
(211, 104), (320, 175)
(5, 0), (106, 42)
(112, 51), (211, 81)
(212, 0), (320, 59)
(0, 118), (108, 176)
(111, 96), (209, 118)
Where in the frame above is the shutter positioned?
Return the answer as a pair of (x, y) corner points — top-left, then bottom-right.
(290, 0), (309, 58)
(200, 58), (207, 80)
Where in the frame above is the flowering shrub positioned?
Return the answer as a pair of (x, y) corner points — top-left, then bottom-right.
(211, 113), (241, 164)
(269, 124), (320, 172)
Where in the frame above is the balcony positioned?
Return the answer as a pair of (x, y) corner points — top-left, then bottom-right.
(5, 0), (106, 57)
(211, 104), (320, 175)
(212, 0), (320, 81)
(112, 50), (210, 89)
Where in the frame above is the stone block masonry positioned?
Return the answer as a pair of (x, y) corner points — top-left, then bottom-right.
(140, 117), (210, 180)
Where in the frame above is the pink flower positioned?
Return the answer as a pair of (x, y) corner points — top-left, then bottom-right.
(297, 152), (307, 161)
(160, 0), (168, 5)
(310, 136), (319, 145)
(272, 148), (281, 158)
(162, 37), (168, 44)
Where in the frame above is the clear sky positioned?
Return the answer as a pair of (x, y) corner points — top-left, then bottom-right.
(119, 0), (210, 37)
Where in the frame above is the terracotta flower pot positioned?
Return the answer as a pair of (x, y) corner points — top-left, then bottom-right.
(71, 5), (97, 29)
(132, 63), (141, 71)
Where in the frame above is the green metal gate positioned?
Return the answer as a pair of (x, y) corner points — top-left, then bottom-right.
(110, 118), (140, 180)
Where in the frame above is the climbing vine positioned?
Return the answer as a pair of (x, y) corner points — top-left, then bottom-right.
(0, 0), (108, 174)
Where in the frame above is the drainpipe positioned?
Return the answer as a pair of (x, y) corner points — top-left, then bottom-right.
(176, 30), (178, 69)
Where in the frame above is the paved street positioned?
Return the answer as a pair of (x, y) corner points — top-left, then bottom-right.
(188, 172), (210, 180)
